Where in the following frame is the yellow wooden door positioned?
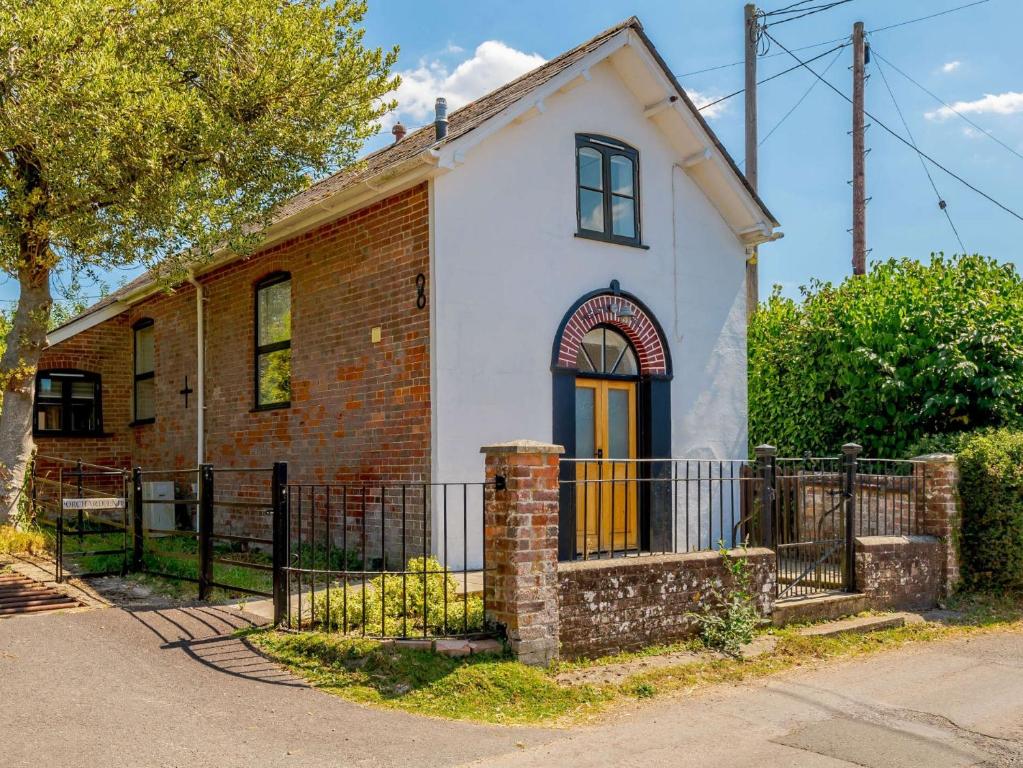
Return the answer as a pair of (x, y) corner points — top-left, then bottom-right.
(575, 379), (637, 556)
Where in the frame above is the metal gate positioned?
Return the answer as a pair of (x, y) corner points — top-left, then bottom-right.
(772, 451), (856, 600)
(41, 459), (132, 583)
(762, 445), (924, 600)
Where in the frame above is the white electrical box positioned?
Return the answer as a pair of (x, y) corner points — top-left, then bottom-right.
(143, 481), (175, 535)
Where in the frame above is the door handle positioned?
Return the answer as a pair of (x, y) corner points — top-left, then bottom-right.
(595, 448), (603, 459)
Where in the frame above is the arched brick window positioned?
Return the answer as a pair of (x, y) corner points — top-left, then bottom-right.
(552, 286), (670, 377)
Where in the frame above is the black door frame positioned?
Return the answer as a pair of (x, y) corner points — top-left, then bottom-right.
(551, 286), (673, 561)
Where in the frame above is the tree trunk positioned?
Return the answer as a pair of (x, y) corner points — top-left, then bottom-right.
(0, 263), (52, 522)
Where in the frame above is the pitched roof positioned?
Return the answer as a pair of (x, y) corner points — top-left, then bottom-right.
(51, 16), (775, 336)
(274, 17), (642, 220)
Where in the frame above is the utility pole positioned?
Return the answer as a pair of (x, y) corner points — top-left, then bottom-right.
(744, 3), (759, 314)
(851, 21), (867, 275)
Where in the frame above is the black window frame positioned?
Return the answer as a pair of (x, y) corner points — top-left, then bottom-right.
(575, 134), (643, 248)
(33, 369), (104, 437)
(254, 271), (292, 411)
(132, 318), (156, 425)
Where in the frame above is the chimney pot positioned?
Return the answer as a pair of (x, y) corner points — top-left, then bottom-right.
(434, 97), (448, 141)
(391, 121), (407, 143)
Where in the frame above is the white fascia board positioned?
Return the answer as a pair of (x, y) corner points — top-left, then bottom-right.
(622, 30), (776, 237)
(433, 32), (630, 169)
(46, 300), (128, 346)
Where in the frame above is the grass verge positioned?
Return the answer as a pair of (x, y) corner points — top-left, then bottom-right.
(249, 592), (1023, 726)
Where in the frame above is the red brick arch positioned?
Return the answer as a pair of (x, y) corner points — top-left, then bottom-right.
(554, 291), (669, 376)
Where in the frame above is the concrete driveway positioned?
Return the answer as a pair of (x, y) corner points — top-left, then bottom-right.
(1, 599), (1021, 768)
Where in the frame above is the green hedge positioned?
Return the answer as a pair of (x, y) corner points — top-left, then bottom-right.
(749, 255), (1023, 456)
(957, 429), (1023, 590)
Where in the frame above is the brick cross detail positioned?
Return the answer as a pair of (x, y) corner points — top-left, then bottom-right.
(179, 376), (194, 408)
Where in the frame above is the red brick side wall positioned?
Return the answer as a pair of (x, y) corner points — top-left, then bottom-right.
(34, 316), (133, 509)
(36, 184), (431, 559)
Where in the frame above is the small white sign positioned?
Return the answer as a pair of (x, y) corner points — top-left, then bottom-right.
(62, 497), (126, 511)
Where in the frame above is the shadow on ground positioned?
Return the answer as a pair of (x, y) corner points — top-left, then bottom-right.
(124, 604), (304, 688)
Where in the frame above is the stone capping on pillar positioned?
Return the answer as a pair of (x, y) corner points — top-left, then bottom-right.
(912, 453), (960, 595)
(481, 440), (564, 667)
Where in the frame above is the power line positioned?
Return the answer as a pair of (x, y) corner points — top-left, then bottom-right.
(870, 48), (1023, 164)
(869, 0), (990, 33)
(762, 0), (857, 26)
(874, 54), (967, 252)
(697, 42), (849, 112)
(677, 0), (991, 78)
(764, 0), (820, 16)
(739, 43), (847, 168)
(761, 29), (1023, 225)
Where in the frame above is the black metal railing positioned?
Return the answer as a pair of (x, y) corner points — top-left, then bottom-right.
(559, 450), (925, 598)
(280, 481), (488, 639)
(560, 458), (762, 560)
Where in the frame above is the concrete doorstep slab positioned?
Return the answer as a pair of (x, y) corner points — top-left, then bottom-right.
(796, 612), (909, 638)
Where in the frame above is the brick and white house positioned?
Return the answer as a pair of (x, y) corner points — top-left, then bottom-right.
(34, 17), (779, 569)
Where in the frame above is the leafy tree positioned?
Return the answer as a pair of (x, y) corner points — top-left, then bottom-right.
(0, 0), (397, 517)
(749, 255), (1023, 456)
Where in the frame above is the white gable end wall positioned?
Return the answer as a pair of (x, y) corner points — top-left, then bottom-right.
(431, 59), (748, 568)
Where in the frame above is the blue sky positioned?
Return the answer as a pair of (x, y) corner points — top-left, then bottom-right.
(8, 0), (1021, 309)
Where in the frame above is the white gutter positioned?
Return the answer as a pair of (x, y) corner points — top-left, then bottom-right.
(186, 272), (205, 466)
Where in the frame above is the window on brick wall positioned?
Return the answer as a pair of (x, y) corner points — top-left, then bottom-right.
(34, 370), (103, 436)
(133, 318), (155, 423)
(576, 134), (642, 247)
(255, 272), (291, 409)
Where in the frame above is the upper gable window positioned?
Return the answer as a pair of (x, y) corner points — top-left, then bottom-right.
(255, 272), (292, 409)
(576, 134), (641, 247)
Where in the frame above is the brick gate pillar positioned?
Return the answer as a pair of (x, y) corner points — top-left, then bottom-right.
(481, 440), (563, 666)
(913, 453), (960, 595)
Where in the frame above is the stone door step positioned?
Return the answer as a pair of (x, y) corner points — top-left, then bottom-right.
(796, 613), (911, 638)
(772, 592), (869, 626)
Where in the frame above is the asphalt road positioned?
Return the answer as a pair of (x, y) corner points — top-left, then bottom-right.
(1, 603), (1021, 768)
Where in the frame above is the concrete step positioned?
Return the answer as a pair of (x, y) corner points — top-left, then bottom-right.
(772, 592), (868, 627)
(797, 613), (906, 638)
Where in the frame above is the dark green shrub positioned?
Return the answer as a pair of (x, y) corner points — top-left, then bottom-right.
(750, 255), (1023, 456)
(903, 431), (977, 459)
(957, 429), (1023, 589)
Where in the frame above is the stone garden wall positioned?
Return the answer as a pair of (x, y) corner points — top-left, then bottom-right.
(557, 548), (775, 660)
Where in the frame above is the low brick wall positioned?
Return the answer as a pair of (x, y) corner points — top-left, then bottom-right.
(855, 535), (943, 610)
(557, 548), (776, 660)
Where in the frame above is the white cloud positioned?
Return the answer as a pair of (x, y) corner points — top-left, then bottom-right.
(383, 41), (545, 129)
(925, 91), (1023, 120)
(685, 89), (728, 119)
(941, 60), (961, 74)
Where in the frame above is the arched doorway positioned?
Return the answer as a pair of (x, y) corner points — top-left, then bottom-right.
(551, 282), (673, 560)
